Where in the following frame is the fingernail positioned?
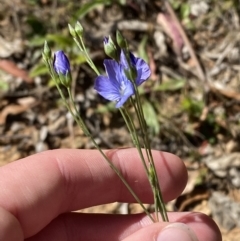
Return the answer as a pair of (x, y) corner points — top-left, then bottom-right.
(157, 223), (199, 241)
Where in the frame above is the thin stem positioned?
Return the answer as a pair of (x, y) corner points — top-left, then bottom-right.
(120, 107), (149, 174)
(75, 36), (100, 76)
(66, 88), (155, 223)
(127, 66), (168, 221)
(73, 38), (83, 51)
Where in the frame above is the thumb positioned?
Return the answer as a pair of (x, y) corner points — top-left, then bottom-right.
(123, 222), (199, 241)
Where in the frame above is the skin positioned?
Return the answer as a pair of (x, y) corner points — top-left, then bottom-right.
(0, 148), (222, 241)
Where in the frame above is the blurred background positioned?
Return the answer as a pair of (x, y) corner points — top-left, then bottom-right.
(0, 0), (240, 240)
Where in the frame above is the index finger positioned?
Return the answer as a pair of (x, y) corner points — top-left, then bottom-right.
(0, 148), (187, 238)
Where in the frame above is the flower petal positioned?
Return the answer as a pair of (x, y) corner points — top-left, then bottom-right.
(94, 75), (121, 101)
(115, 80), (134, 108)
(103, 59), (120, 84)
(129, 53), (151, 86)
(53, 51), (70, 75)
(120, 50), (129, 70)
(120, 50), (151, 86)
(94, 59), (135, 108)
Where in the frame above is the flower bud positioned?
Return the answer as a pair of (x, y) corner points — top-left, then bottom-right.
(75, 21), (84, 37)
(116, 30), (128, 49)
(53, 50), (72, 87)
(43, 40), (51, 60)
(68, 24), (77, 38)
(103, 36), (119, 61)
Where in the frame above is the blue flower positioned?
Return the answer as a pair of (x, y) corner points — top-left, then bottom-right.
(94, 59), (134, 108)
(120, 50), (151, 86)
(53, 50), (71, 75)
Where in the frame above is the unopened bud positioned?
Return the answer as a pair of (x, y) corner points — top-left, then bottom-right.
(75, 21), (84, 37)
(116, 30), (128, 49)
(103, 36), (119, 61)
(43, 41), (51, 59)
(53, 50), (72, 87)
(68, 24), (77, 38)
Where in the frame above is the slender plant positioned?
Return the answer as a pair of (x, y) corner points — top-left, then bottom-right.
(43, 22), (168, 222)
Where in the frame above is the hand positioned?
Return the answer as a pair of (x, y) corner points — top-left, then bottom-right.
(0, 149), (221, 241)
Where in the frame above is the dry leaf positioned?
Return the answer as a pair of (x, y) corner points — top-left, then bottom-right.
(0, 102), (36, 125)
(157, 13), (184, 56)
(210, 84), (240, 100)
(17, 97), (36, 106)
(0, 60), (33, 83)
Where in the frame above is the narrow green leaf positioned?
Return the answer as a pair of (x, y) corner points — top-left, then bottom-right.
(142, 100), (160, 135)
(76, 0), (111, 19)
(96, 102), (116, 113)
(138, 35), (148, 62)
(154, 78), (186, 91)
(180, 3), (191, 19)
(28, 36), (46, 47)
(30, 63), (49, 77)
(46, 34), (73, 48)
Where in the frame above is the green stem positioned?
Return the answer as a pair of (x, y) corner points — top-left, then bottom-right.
(126, 64), (168, 222)
(66, 87), (155, 223)
(75, 36), (100, 76)
(120, 107), (149, 175)
(135, 94), (168, 221)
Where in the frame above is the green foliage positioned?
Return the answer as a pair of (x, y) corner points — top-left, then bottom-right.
(96, 102), (117, 113)
(142, 100), (160, 135)
(154, 78), (186, 92)
(181, 96), (204, 119)
(26, 0), (38, 5)
(195, 168), (208, 185)
(29, 33), (73, 49)
(170, 0), (182, 9)
(28, 36), (47, 47)
(138, 35), (148, 63)
(30, 63), (49, 77)
(0, 80), (9, 93)
(180, 3), (195, 29)
(75, 0), (112, 19)
(74, 0), (126, 20)
(169, 1), (194, 29)
(180, 2), (190, 19)
(46, 34), (73, 49)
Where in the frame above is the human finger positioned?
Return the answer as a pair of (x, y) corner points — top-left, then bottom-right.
(25, 212), (221, 241)
(0, 148), (187, 238)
